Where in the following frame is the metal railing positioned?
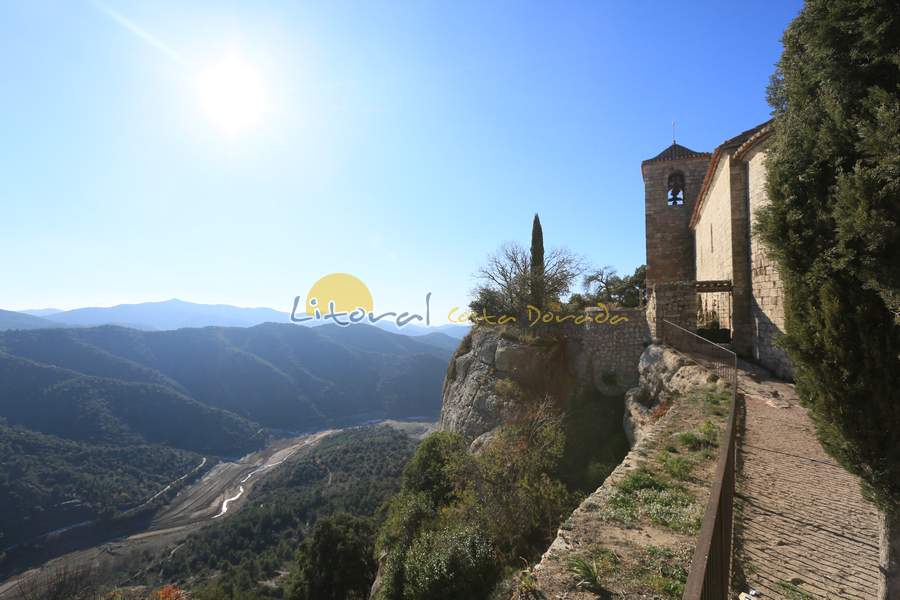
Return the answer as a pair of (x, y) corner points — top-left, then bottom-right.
(658, 319), (739, 600)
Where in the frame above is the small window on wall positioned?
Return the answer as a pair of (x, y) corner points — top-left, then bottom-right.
(709, 223), (714, 252)
(667, 172), (685, 206)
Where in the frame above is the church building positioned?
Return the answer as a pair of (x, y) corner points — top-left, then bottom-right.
(642, 122), (794, 380)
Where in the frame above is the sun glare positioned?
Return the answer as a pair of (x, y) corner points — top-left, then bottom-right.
(195, 51), (267, 135)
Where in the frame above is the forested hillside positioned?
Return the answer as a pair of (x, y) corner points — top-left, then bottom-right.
(0, 423), (203, 551)
(144, 426), (418, 599)
(0, 353), (260, 455)
(0, 323), (450, 553)
(0, 323), (451, 429)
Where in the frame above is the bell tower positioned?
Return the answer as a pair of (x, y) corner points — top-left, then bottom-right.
(641, 143), (711, 286)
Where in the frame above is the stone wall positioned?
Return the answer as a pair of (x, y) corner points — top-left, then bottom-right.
(646, 281), (697, 341)
(692, 151), (753, 356)
(746, 145), (794, 380)
(551, 307), (651, 392)
(695, 158), (733, 281)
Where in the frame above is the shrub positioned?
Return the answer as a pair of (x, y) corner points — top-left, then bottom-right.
(286, 513), (376, 600)
(401, 525), (497, 600)
(618, 468), (667, 493)
(375, 402), (579, 599)
(400, 432), (468, 507)
(643, 546), (689, 598)
(760, 0), (900, 506)
(494, 378), (524, 401)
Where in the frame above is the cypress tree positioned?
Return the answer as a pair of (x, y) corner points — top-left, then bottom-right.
(530, 214), (545, 309)
(759, 0), (900, 505)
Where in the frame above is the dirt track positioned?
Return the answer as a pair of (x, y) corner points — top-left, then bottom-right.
(0, 430), (334, 599)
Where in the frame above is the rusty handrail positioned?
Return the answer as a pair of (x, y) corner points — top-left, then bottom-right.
(659, 319), (738, 600)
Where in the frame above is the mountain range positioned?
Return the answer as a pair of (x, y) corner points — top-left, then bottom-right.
(0, 322), (455, 446)
(0, 322), (457, 549)
(3, 299), (470, 338)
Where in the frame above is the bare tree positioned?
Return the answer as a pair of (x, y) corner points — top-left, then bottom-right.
(543, 247), (586, 300)
(471, 242), (585, 319)
(475, 242), (530, 316)
(582, 266), (617, 299)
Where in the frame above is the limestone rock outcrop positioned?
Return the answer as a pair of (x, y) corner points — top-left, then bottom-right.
(439, 317), (658, 447)
(623, 344), (716, 445)
(438, 327), (566, 443)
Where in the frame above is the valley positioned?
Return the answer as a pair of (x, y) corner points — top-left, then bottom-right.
(0, 428), (336, 597)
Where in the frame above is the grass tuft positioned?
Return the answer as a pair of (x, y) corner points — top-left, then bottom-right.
(601, 468), (701, 534)
(567, 550), (618, 594)
(658, 452), (693, 480)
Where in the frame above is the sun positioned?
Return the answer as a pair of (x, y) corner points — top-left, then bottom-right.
(195, 50), (267, 135)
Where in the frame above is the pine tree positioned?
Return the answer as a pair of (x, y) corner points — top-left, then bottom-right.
(760, 0), (900, 505)
(530, 214), (545, 309)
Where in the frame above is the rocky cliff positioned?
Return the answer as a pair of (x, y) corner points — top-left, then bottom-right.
(438, 321), (648, 449)
(438, 327), (568, 445)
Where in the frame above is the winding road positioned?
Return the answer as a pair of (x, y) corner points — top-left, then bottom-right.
(0, 430), (334, 598)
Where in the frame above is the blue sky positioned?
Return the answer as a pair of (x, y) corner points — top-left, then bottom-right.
(0, 1), (802, 322)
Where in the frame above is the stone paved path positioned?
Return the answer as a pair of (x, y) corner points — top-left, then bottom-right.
(732, 363), (883, 599)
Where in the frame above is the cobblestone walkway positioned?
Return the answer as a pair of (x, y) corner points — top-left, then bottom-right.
(732, 364), (883, 599)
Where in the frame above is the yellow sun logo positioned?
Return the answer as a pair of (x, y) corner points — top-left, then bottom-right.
(305, 273), (373, 316)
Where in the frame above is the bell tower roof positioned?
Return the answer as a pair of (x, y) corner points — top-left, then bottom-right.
(642, 142), (710, 165)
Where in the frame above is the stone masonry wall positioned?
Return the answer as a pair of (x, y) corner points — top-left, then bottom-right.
(728, 155), (754, 357)
(643, 155), (710, 286)
(695, 158), (733, 281)
(646, 282), (697, 341)
(692, 152), (753, 356)
(746, 145), (794, 379)
(553, 307), (651, 391)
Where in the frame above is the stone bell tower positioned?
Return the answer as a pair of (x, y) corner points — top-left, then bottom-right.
(641, 142), (711, 287)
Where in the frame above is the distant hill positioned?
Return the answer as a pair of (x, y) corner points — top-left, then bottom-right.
(0, 322), (454, 432)
(19, 308), (63, 317)
(15, 299), (472, 338)
(0, 352), (260, 456)
(411, 331), (466, 353)
(371, 321), (470, 339)
(0, 309), (59, 331)
(39, 299), (288, 330)
(0, 423), (204, 549)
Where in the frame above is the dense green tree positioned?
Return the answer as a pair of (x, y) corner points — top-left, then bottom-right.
(530, 213), (546, 309)
(287, 513), (376, 600)
(759, 0), (900, 505)
(401, 525), (497, 600)
(374, 403), (582, 600)
(400, 432), (468, 507)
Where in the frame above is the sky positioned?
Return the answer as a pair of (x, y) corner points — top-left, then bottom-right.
(0, 0), (803, 322)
